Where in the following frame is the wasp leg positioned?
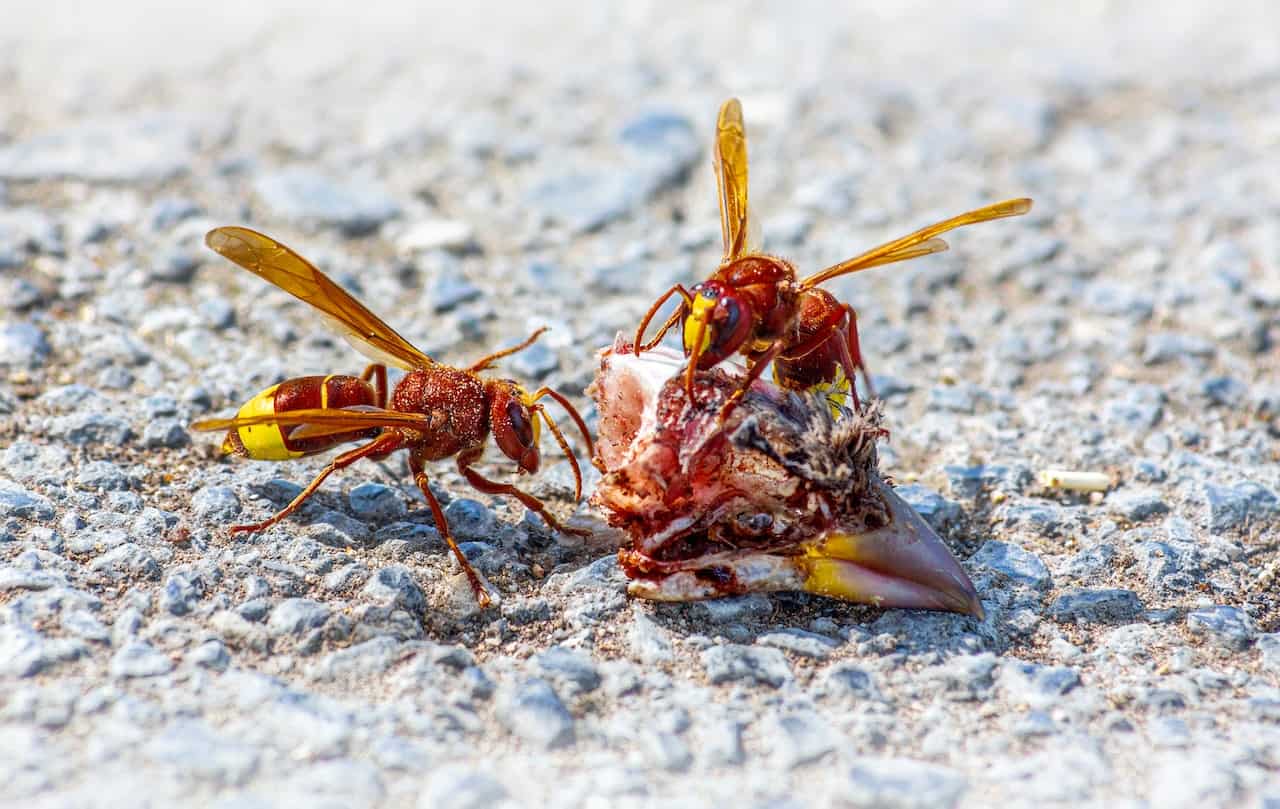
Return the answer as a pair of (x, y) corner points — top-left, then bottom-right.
(359, 363), (389, 408)
(715, 339), (788, 422)
(842, 304), (875, 403)
(456, 447), (589, 538)
(229, 432), (402, 534)
(409, 449), (491, 608)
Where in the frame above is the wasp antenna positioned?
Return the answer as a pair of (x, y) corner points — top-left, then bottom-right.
(529, 386), (594, 461)
(534, 404), (583, 501)
(468, 326), (550, 373)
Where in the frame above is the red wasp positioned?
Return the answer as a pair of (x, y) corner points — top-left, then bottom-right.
(191, 227), (593, 607)
(634, 98), (1032, 414)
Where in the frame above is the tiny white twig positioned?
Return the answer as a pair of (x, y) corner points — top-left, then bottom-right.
(1039, 469), (1111, 493)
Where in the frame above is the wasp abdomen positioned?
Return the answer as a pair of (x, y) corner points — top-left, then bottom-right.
(222, 375), (379, 460)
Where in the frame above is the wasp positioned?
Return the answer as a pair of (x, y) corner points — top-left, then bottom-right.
(191, 227), (593, 607)
(634, 98), (1033, 415)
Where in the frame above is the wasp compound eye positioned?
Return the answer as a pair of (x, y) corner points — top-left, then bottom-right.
(506, 399), (534, 447)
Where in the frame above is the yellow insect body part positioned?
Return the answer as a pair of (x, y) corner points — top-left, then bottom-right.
(226, 383), (303, 461)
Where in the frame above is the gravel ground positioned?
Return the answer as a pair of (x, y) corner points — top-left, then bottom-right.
(2, 2), (1279, 807)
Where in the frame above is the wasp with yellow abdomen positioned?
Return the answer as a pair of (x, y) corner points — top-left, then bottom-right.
(192, 227), (593, 607)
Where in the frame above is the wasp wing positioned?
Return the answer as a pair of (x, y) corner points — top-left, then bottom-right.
(714, 98), (752, 261)
(205, 226), (435, 370)
(191, 407), (438, 435)
(800, 198), (1032, 290)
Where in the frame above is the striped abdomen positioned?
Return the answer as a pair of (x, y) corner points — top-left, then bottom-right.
(222, 375), (380, 460)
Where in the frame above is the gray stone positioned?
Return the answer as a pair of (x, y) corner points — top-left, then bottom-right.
(691, 594), (773, 624)
(0, 114), (197, 182)
(90, 544), (160, 580)
(1143, 331), (1216, 364)
(237, 598), (271, 623)
(1105, 385), (1166, 431)
(1131, 458), (1167, 482)
(442, 498), (497, 540)
(420, 767), (508, 809)
(75, 460), (129, 492)
(529, 170), (655, 234)
(698, 719), (745, 767)
(945, 464), (1033, 499)
(268, 598), (332, 638)
(192, 486), (241, 521)
(1132, 540), (1203, 593)
(1202, 375), (1248, 407)
(927, 384), (980, 414)
(824, 664), (881, 700)
(110, 642), (173, 678)
(160, 572), (202, 616)
(50, 411), (132, 445)
(189, 640), (230, 670)
(701, 645), (792, 687)
(999, 502), (1069, 535)
(1186, 606), (1254, 650)
(922, 653), (998, 701)
(253, 168), (400, 235)
(61, 609), (110, 643)
(39, 383), (104, 412)
(628, 608), (674, 664)
(0, 322), (51, 368)
(1259, 634), (1280, 673)
(1060, 543), (1118, 582)
(769, 711), (839, 769)
(504, 597), (553, 625)
(496, 678), (574, 750)
(1147, 752), (1241, 809)
(0, 624), (87, 677)
(142, 394), (180, 417)
(142, 419), (189, 449)
(428, 273), (483, 313)
(896, 484), (964, 532)
(641, 730), (693, 772)
(348, 482), (407, 522)
(1050, 588), (1143, 624)
(757, 628), (840, 660)
(1000, 661), (1081, 709)
(507, 342), (559, 379)
(149, 248), (201, 282)
(361, 565), (426, 614)
(0, 487), (55, 521)
(197, 299), (236, 330)
(148, 196), (202, 229)
(969, 540), (1052, 592)
(534, 646), (601, 695)
(846, 758), (968, 809)
(1204, 481), (1279, 532)
(141, 720), (259, 786)
(1108, 487), (1170, 522)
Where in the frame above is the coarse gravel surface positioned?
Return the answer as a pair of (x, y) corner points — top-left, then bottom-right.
(1, 2), (1279, 807)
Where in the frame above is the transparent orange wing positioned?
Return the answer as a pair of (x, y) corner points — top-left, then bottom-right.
(800, 198), (1033, 290)
(205, 227), (435, 370)
(714, 98), (751, 261)
(191, 407), (437, 435)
